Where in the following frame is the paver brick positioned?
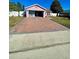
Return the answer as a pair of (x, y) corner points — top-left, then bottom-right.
(11, 17), (68, 33)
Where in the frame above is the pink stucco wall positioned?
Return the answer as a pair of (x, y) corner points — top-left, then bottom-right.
(26, 5), (45, 11)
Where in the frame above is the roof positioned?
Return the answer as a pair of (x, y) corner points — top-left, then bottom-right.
(45, 9), (51, 13)
(25, 4), (47, 10)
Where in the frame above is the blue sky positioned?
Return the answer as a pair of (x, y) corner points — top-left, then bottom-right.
(10, 0), (70, 10)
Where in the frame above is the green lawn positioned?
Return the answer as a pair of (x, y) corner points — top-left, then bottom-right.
(50, 16), (70, 28)
(9, 16), (24, 28)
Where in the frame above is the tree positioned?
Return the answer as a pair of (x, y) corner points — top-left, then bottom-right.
(9, 2), (24, 16)
(16, 2), (21, 16)
(16, 2), (22, 11)
(9, 2), (23, 11)
(9, 2), (17, 11)
(22, 5), (25, 11)
(50, 0), (63, 16)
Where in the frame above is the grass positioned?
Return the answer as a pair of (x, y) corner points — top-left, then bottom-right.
(50, 16), (70, 28)
(9, 16), (24, 28)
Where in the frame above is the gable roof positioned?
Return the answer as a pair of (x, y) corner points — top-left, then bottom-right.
(25, 4), (47, 10)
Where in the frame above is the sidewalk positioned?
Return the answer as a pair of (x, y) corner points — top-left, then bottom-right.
(10, 30), (70, 59)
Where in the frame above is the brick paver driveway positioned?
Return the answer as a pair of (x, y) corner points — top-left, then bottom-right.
(11, 17), (68, 33)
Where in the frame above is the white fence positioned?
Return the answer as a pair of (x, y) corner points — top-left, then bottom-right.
(50, 13), (59, 16)
(9, 11), (59, 17)
(9, 11), (24, 17)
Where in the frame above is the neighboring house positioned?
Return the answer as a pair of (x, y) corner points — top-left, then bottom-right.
(19, 11), (24, 16)
(24, 4), (50, 18)
(9, 11), (18, 16)
(59, 10), (70, 18)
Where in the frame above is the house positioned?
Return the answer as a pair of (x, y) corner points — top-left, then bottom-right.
(24, 4), (50, 17)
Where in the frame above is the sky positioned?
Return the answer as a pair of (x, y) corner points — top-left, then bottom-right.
(10, 0), (70, 10)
